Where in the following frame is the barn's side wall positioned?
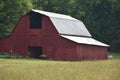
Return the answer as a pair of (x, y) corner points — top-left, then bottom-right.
(77, 44), (107, 60)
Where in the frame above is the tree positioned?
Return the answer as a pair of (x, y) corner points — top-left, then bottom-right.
(89, 0), (120, 52)
(0, 0), (32, 38)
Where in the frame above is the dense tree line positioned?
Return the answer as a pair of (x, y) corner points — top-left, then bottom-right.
(0, 0), (32, 37)
(0, 0), (120, 52)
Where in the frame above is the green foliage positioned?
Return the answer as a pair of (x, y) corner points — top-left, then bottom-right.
(0, 0), (32, 38)
(90, 0), (120, 52)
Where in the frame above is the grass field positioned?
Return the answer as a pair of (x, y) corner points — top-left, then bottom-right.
(0, 53), (120, 80)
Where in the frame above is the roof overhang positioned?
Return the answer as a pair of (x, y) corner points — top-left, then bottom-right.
(61, 35), (110, 47)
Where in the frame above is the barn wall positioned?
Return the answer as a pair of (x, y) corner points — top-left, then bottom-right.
(41, 16), (77, 61)
(11, 15), (30, 55)
(77, 44), (107, 60)
(0, 15), (30, 55)
(0, 37), (13, 53)
(0, 12), (108, 61)
(11, 14), (77, 60)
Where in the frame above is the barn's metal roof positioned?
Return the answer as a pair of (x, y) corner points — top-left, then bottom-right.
(50, 18), (91, 37)
(31, 9), (92, 37)
(61, 35), (109, 47)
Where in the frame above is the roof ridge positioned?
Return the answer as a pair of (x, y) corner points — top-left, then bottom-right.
(31, 9), (78, 20)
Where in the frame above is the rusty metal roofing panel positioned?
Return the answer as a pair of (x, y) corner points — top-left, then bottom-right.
(61, 35), (109, 47)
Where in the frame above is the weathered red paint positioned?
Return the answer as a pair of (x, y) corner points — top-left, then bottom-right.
(0, 13), (108, 61)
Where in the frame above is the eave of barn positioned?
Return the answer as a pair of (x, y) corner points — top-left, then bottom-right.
(60, 35), (109, 47)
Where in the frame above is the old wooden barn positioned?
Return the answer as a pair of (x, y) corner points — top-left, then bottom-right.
(0, 9), (109, 60)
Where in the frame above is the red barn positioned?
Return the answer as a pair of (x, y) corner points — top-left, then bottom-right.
(0, 9), (109, 60)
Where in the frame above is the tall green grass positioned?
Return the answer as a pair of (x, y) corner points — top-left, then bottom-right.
(0, 58), (120, 80)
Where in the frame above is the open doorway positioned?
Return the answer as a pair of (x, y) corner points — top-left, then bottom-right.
(30, 12), (42, 29)
(28, 46), (42, 58)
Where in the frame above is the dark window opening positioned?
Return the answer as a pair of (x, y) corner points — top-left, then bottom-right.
(28, 46), (42, 58)
(30, 12), (42, 29)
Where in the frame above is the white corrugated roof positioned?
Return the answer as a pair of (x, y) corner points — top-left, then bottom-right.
(31, 9), (92, 37)
(61, 35), (109, 47)
(50, 17), (91, 37)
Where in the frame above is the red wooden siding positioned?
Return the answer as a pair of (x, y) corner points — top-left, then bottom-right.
(77, 44), (107, 60)
(0, 13), (108, 61)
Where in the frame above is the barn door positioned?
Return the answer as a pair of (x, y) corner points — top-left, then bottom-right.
(28, 46), (42, 58)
